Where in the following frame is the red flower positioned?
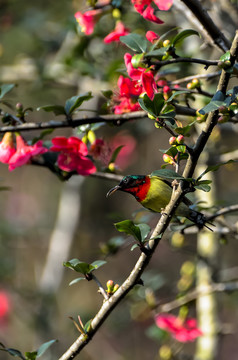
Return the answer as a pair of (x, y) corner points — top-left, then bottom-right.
(146, 31), (160, 43)
(0, 132), (16, 163)
(8, 135), (47, 171)
(142, 4), (164, 24)
(131, 0), (172, 23)
(0, 291), (10, 319)
(155, 314), (203, 342)
(112, 75), (143, 114)
(124, 53), (157, 100)
(50, 136), (96, 176)
(104, 21), (130, 43)
(75, 9), (102, 35)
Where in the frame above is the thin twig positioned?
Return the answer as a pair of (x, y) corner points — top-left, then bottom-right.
(152, 57), (219, 70)
(91, 274), (109, 301)
(159, 280), (238, 313)
(170, 72), (221, 85)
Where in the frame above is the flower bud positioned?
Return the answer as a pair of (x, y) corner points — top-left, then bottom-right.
(163, 153), (174, 165)
(16, 103), (23, 110)
(112, 8), (121, 19)
(113, 284), (119, 293)
(87, 130), (96, 144)
(108, 162), (116, 172)
(106, 280), (114, 294)
(163, 39), (170, 47)
(177, 135), (184, 144)
(191, 78), (200, 87)
(169, 136), (177, 146)
(159, 345), (172, 360)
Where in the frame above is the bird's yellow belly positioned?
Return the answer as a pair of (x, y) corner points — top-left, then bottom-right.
(140, 177), (189, 217)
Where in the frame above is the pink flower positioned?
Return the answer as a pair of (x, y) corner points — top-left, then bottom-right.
(8, 135), (48, 171)
(124, 53), (157, 100)
(0, 291), (10, 319)
(155, 314), (203, 342)
(118, 75), (142, 97)
(146, 31), (160, 43)
(131, 0), (172, 23)
(0, 132), (16, 163)
(112, 75), (143, 114)
(50, 136), (96, 176)
(74, 9), (102, 35)
(104, 21), (130, 43)
(154, 0), (173, 11)
(142, 4), (164, 24)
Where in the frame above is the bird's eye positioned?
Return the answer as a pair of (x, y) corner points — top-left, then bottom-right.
(123, 178), (128, 183)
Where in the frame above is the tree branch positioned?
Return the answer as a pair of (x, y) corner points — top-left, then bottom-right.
(179, 0), (231, 52)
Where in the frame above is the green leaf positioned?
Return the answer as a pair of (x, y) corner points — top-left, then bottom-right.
(0, 84), (15, 99)
(36, 340), (57, 358)
(109, 145), (124, 164)
(138, 93), (165, 117)
(197, 160), (237, 181)
(90, 260), (107, 269)
(151, 169), (185, 180)
(25, 352), (37, 360)
(175, 121), (196, 136)
(120, 33), (148, 53)
(166, 90), (190, 102)
(69, 277), (85, 286)
(101, 90), (113, 99)
(84, 319), (92, 333)
(37, 105), (66, 116)
(176, 145), (186, 153)
(0, 347), (25, 359)
(63, 259), (94, 275)
(115, 220), (144, 242)
(32, 129), (54, 144)
(194, 184), (211, 192)
(64, 259), (106, 275)
(172, 29), (200, 46)
(145, 47), (169, 58)
(131, 244), (139, 251)
(137, 223), (151, 242)
(220, 51), (231, 62)
(198, 90), (227, 114)
(64, 92), (93, 115)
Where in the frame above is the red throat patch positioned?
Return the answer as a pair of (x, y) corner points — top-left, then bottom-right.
(126, 176), (151, 202)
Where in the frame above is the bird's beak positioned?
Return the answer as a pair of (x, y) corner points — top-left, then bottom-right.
(106, 185), (121, 198)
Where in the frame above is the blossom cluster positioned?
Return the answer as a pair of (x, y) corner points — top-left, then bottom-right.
(0, 133), (97, 176)
(155, 313), (203, 342)
(0, 132), (47, 171)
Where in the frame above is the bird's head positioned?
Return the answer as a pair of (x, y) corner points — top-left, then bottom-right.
(106, 175), (150, 201)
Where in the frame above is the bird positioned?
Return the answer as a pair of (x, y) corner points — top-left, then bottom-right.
(106, 174), (211, 229)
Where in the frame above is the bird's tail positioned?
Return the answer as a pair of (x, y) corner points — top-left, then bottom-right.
(187, 209), (214, 231)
